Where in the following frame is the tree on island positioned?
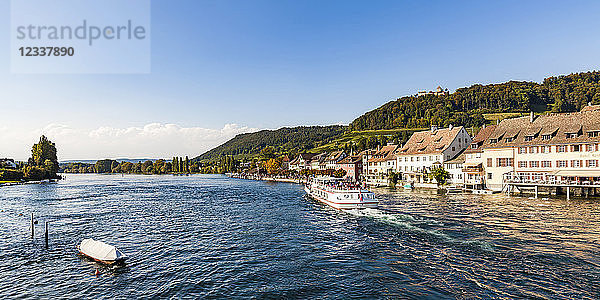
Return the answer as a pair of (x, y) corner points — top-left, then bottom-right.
(22, 135), (61, 181)
(30, 135), (59, 174)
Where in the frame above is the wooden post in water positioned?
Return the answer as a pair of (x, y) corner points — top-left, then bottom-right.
(30, 213), (34, 238)
(44, 222), (49, 248)
(567, 186), (570, 200)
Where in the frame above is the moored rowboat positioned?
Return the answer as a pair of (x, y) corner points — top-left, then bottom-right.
(77, 238), (128, 264)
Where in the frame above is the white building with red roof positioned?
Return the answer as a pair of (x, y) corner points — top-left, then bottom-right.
(395, 125), (471, 184)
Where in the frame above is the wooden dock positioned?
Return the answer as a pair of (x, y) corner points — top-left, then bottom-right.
(503, 182), (600, 200)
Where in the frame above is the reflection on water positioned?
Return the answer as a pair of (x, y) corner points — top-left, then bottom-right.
(0, 174), (599, 298)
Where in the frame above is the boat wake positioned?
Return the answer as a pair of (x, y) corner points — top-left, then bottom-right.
(344, 208), (495, 252)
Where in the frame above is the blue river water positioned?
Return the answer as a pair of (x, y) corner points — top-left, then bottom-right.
(1, 174), (599, 299)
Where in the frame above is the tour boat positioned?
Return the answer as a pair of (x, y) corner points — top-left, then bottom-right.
(304, 176), (378, 210)
(77, 238), (128, 264)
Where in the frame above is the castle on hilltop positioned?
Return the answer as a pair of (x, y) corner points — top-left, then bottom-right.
(417, 86), (449, 97)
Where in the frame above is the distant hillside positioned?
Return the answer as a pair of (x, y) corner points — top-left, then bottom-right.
(349, 71), (600, 131)
(194, 126), (346, 162)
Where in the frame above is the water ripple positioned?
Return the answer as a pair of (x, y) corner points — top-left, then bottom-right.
(1, 174), (599, 298)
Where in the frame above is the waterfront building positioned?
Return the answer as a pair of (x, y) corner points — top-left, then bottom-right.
(396, 125), (472, 185)
(358, 149), (376, 182)
(365, 144), (398, 186)
(281, 155), (290, 170)
(336, 155), (362, 181)
(289, 153), (315, 171)
(462, 125), (497, 190)
(444, 152), (465, 186)
(325, 151), (347, 170)
(481, 106), (600, 191)
(310, 152), (328, 170)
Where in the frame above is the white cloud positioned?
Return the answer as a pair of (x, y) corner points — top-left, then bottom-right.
(0, 123), (259, 161)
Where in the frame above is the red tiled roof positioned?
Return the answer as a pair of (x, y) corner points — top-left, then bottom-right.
(397, 127), (464, 155)
(482, 107), (600, 149)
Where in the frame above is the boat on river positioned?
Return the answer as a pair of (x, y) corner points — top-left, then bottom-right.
(77, 239), (128, 264)
(304, 176), (378, 210)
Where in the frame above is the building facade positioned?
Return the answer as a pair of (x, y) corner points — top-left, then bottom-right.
(365, 145), (398, 186)
(462, 125), (497, 190)
(396, 125), (472, 184)
(481, 108), (600, 191)
(337, 155), (362, 181)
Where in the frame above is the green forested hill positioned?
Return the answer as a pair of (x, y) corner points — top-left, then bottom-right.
(196, 71), (600, 161)
(349, 71), (600, 131)
(194, 125), (346, 161)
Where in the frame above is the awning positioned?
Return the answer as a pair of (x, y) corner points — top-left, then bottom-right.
(551, 170), (600, 177)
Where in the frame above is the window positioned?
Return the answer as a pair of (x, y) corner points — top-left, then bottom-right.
(587, 144), (594, 152)
(542, 135), (552, 140)
(496, 158), (513, 167)
(540, 146), (546, 153)
(586, 160), (598, 168)
(588, 131), (599, 137)
(524, 136), (534, 141)
(505, 137), (514, 142)
(572, 145), (581, 152)
(529, 161), (539, 168)
(557, 160), (567, 168)
(567, 133), (579, 139)
(490, 139), (498, 144)
(487, 173), (492, 180)
(452, 147), (456, 151)
(471, 144), (478, 149)
(557, 145), (567, 153)
(487, 158), (493, 167)
(518, 161), (527, 168)
(519, 147), (527, 154)
(571, 160), (582, 168)
(542, 161), (552, 168)
(529, 146), (538, 154)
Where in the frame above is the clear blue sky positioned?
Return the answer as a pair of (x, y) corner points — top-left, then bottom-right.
(1, 0), (600, 160)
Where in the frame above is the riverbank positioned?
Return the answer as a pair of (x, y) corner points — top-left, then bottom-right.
(227, 173), (307, 184)
(0, 179), (59, 187)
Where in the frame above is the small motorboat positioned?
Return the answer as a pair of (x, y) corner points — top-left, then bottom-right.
(403, 183), (414, 190)
(78, 238), (127, 264)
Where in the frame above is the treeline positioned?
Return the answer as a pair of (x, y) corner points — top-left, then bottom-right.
(60, 155), (241, 175)
(193, 125), (346, 162)
(62, 156), (190, 174)
(350, 71), (600, 131)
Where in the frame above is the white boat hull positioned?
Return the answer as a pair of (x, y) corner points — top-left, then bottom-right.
(305, 185), (378, 210)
